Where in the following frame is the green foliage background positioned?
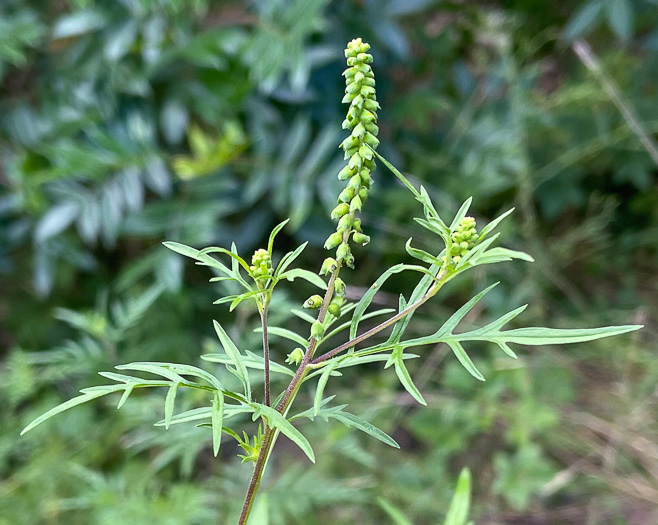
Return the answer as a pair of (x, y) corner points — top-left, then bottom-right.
(1, 0), (656, 523)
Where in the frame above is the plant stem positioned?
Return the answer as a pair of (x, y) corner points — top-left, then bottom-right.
(311, 274), (445, 365)
(260, 303), (271, 407)
(237, 269), (341, 524)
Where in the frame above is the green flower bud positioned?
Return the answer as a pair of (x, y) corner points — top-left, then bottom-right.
(349, 195), (362, 212)
(328, 302), (341, 318)
(311, 321), (325, 339)
(358, 187), (368, 201)
(364, 132), (379, 147)
(344, 253), (355, 268)
(303, 295), (323, 309)
(337, 165), (354, 181)
(340, 135), (359, 149)
(338, 187), (355, 203)
(336, 242), (351, 261)
(364, 123), (379, 135)
(359, 145), (373, 160)
(360, 110), (377, 123)
(334, 277), (346, 297)
(364, 99), (380, 111)
(331, 203), (350, 220)
(320, 257), (337, 275)
(337, 214), (353, 231)
(324, 232), (343, 249)
(351, 122), (366, 138)
(353, 218), (362, 231)
(348, 174), (361, 192)
(352, 232), (370, 245)
(285, 347), (304, 366)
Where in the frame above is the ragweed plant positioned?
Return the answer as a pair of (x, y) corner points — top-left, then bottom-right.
(22, 38), (642, 524)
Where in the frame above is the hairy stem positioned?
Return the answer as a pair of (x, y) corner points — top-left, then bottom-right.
(238, 268), (341, 524)
(260, 304), (271, 407)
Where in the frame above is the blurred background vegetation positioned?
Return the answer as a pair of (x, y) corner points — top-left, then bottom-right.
(1, 0), (656, 523)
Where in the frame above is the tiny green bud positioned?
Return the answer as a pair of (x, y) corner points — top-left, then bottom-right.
(364, 99), (380, 111)
(349, 195), (362, 212)
(344, 253), (355, 268)
(348, 152), (362, 170)
(352, 232), (370, 245)
(324, 232), (343, 249)
(348, 174), (361, 192)
(338, 187), (355, 203)
(364, 122), (379, 135)
(364, 132), (379, 147)
(334, 278), (346, 297)
(336, 242), (351, 261)
(311, 321), (325, 339)
(351, 122), (366, 138)
(328, 302), (341, 317)
(353, 218), (362, 231)
(320, 257), (337, 275)
(337, 214), (353, 231)
(331, 203), (350, 220)
(359, 145), (373, 159)
(303, 295), (323, 309)
(285, 348), (304, 366)
(358, 187), (368, 201)
(337, 165), (354, 180)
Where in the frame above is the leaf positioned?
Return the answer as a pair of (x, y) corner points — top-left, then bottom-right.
(35, 202), (80, 243)
(275, 242), (308, 276)
(389, 345), (426, 405)
(313, 359), (339, 416)
(115, 363), (187, 384)
(606, 0), (633, 42)
(163, 241), (233, 278)
(258, 326), (308, 346)
(378, 498), (413, 525)
(211, 391), (224, 456)
(385, 264), (441, 346)
(202, 350), (295, 377)
(252, 403), (315, 462)
(213, 321), (251, 400)
(398, 284), (642, 378)
(481, 247), (534, 263)
(435, 283), (499, 337)
(446, 340), (484, 382)
(405, 238), (441, 265)
(489, 325), (643, 346)
(478, 207), (515, 240)
(21, 385), (125, 435)
(294, 402), (399, 448)
(281, 268), (327, 290)
(330, 410), (400, 448)
(563, 0), (604, 41)
(154, 404), (252, 427)
(371, 149), (421, 199)
(164, 382), (179, 429)
(449, 197), (473, 230)
(444, 468), (472, 525)
(350, 264), (435, 341)
(267, 218), (290, 254)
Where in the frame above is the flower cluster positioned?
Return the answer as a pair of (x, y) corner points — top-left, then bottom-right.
(323, 38), (379, 270)
(250, 249), (272, 286)
(446, 217), (479, 264)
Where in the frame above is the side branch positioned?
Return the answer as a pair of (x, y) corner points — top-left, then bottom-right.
(311, 279), (442, 365)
